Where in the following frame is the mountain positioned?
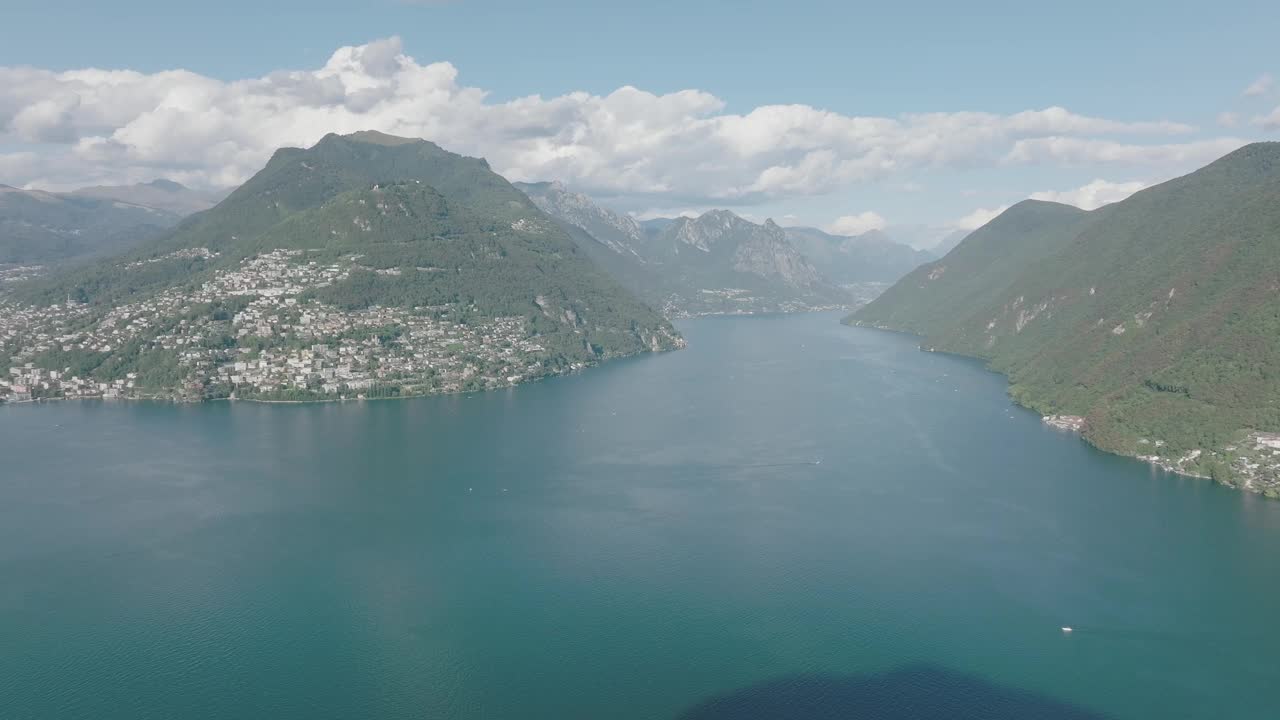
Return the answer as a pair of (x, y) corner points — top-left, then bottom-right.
(782, 226), (935, 283)
(1, 131), (681, 403)
(850, 142), (1280, 496)
(850, 200), (1091, 336)
(516, 181), (645, 258)
(872, 224), (968, 255)
(926, 228), (970, 256)
(518, 183), (849, 317)
(639, 217), (677, 237)
(69, 179), (224, 217)
(0, 184), (180, 265)
(633, 210), (852, 315)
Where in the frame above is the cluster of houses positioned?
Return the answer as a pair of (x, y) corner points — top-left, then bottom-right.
(661, 287), (850, 319)
(0, 248), (558, 403)
(3, 365), (137, 402)
(0, 264), (44, 285)
(1232, 433), (1280, 495)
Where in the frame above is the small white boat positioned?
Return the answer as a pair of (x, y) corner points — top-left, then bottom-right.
(1061, 627), (1073, 634)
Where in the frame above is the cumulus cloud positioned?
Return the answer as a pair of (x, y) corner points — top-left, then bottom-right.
(0, 36), (1241, 207)
(1257, 107), (1280, 131)
(824, 211), (887, 236)
(1243, 73), (1273, 97)
(1029, 179), (1148, 210)
(1004, 136), (1247, 167)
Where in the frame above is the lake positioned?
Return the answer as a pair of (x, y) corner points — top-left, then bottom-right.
(2, 311), (1278, 719)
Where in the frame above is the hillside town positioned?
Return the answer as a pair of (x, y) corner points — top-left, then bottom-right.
(0, 249), (561, 403)
(0, 264), (44, 285)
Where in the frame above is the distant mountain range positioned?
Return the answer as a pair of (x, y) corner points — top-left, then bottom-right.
(886, 225), (970, 255)
(518, 181), (929, 317)
(1, 132), (681, 403)
(851, 142), (1280, 496)
(69, 179), (224, 217)
(0, 180), (220, 265)
(782, 226), (937, 285)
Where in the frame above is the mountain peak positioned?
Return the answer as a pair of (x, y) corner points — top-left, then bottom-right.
(1216, 140), (1280, 165)
(984, 199), (1088, 229)
(339, 130), (426, 147)
(698, 209), (741, 222)
(857, 228), (891, 244)
(1008, 198), (1080, 212)
(146, 179), (187, 191)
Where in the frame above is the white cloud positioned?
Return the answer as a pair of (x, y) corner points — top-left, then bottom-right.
(1257, 107), (1280, 131)
(0, 36), (1240, 208)
(1243, 73), (1273, 97)
(1216, 112), (1239, 128)
(1004, 136), (1247, 167)
(824, 211), (887, 236)
(951, 205), (1009, 231)
(1029, 179), (1148, 210)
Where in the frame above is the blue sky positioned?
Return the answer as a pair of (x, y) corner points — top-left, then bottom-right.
(2, 0), (1278, 241)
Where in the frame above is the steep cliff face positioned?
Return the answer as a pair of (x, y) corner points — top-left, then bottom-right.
(727, 219), (825, 288)
(515, 181), (644, 258)
(662, 211), (821, 284)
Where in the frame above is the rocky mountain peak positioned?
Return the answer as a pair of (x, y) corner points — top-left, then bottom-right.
(514, 180), (644, 256)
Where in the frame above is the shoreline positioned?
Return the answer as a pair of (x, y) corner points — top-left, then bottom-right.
(0, 348), (646, 408)
(846, 321), (1245, 492)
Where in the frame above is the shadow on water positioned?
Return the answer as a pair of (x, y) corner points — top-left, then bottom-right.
(675, 665), (1112, 720)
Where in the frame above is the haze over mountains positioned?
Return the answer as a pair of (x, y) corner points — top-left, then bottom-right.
(782, 226), (937, 285)
(0, 180), (221, 265)
(853, 142), (1280, 496)
(518, 181), (929, 316)
(69, 180), (224, 217)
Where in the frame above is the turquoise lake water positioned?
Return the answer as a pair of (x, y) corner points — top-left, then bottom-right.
(2, 312), (1278, 719)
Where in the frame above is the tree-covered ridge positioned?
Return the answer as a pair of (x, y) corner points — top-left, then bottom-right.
(848, 199), (1090, 338)
(850, 142), (1280, 495)
(2, 132), (682, 404)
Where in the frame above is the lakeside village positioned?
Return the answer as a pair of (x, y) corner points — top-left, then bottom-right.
(0, 250), (569, 404)
(1044, 415), (1280, 497)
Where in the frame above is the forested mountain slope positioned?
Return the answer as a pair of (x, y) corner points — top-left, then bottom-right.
(1, 132), (681, 403)
(851, 143), (1280, 495)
